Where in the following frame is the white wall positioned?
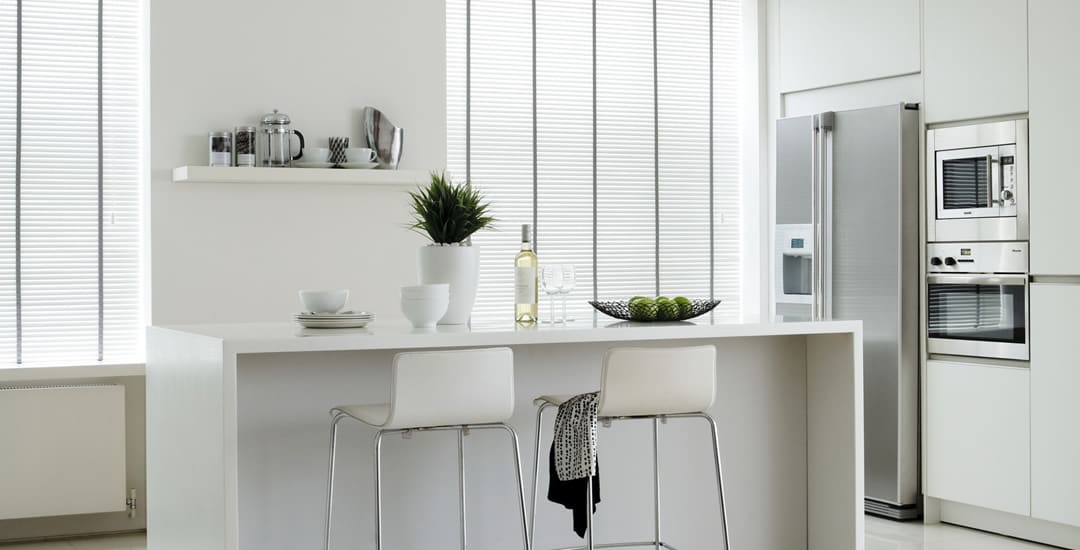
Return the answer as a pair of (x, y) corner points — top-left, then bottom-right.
(150, 0), (446, 326)
(0, 0), (445, 541)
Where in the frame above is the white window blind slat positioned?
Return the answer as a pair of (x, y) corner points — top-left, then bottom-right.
(448, 0), (741, 325)
(1, 0), (143, 366)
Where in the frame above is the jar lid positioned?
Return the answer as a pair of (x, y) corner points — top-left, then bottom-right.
(234, 125), (257, 132)
(260, 109), (290, 126)
(208, 131), (231, 138)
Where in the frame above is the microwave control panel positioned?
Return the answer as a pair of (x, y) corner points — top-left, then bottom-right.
(1000, 154), (1017, 205)
(928, 241), (1028, 274)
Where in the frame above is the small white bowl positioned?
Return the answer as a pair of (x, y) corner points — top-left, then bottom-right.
(401, 284), (450, 300)
(400, 289), (450, 329)
(303, 148), (331, 163)
(299, 289), (348, 313)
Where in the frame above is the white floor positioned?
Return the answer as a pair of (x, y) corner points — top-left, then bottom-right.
(0, 519), (1060, 549)
(866, 516), (1056, 550)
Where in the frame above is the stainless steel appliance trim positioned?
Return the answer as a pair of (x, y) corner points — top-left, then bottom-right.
(1015, 119), (1029, 240)
(926, 274), (1028, 286)
(926, 337), (1030, 361)
(927, 354), (1030, 369)
(930, 119), (1017, 151)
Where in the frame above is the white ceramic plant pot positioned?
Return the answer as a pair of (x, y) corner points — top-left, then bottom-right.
(417, 244), (479, 325)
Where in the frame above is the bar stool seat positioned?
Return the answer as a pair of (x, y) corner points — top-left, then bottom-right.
(529, 345), (731, 550)
(323, 347), (531, 550)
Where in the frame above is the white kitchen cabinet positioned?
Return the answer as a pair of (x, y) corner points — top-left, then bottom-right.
(1029, 0), (1080, 275)
(923, 0), (1028, 123)
(1031, 283), (1080, 527)
(926, 360), (1030, 516)
(778, 0), (920, 93)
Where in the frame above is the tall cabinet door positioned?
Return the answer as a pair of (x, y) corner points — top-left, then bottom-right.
(1030, 0), (1080, 276)
(1031, 283), (1080, 527)
(778, 0), (920, 92)
(924, 0), (1028, 123)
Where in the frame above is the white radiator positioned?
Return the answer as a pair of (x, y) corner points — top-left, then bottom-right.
(0, 384), (127, 519)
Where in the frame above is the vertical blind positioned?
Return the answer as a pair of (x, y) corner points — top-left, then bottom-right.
(447, 0), (743, 324)
(0, 0), (143, 366)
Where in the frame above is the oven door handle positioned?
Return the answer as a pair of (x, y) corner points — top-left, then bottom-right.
(927, 273), (1028, 286)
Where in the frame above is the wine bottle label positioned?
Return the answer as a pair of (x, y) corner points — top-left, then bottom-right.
(515, 266), (537, 304)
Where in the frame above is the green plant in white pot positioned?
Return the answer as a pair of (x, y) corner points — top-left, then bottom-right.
(408, 172), (495, 324)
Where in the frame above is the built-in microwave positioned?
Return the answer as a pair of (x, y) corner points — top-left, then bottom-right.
(927, 120), (1028, 242)
(927, 242), (1029, 361)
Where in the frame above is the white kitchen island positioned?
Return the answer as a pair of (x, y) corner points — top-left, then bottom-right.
(146, 319), (864, 550)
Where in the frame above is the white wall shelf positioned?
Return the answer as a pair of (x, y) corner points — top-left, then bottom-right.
(172, 165), (430, 187)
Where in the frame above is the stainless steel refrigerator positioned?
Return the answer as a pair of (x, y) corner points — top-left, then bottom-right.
(775, 103), (921, 519)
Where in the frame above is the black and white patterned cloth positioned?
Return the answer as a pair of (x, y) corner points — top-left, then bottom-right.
(552, 391), (600, 481)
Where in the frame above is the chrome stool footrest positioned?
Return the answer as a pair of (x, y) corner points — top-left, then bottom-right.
(550, 540), (680, 550)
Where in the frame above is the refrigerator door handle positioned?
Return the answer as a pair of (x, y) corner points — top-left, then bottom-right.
(821, 114), (834, 320)
(810, 115), (821, 320)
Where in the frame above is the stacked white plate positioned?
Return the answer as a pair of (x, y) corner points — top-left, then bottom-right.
(294, 310), (375, 329)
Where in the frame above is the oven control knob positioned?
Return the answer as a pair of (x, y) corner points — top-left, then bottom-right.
(944, 257), (957, 266)
(930, 257), (943, 266)
(1001, 188), (1015, 202)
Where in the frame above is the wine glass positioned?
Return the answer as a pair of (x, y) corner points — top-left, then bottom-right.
(540, 264), (563, 324)
(558, 265), (577, 322)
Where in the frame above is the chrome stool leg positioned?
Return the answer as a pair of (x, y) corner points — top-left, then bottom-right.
(652, 417), (661, 550)
(373, 430), (386, 550)
(498, 423), (533, 550)
(585, 467), (595, 550)
(702, 413), (731, 550)
(458, 427), (468, 550)
(324, 412), (347, 550)
(530, 403), (554, 550)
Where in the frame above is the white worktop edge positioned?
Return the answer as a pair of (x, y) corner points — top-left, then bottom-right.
(151, 319), (863, 356)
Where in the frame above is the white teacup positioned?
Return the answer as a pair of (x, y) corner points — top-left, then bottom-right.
(303, 148), (331, 163)
(345, 147), (378, 163)
(299, 289), (348, 313)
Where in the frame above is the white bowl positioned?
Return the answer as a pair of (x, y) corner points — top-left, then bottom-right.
(401, 293), (450, 329)
(303, 148), (331, 163)
(299, 289), (348, 313)
(401, 284), (450, 300)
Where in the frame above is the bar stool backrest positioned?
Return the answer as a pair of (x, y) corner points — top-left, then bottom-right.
(596, 345), (717, 418)
(385, 347), (515, 429)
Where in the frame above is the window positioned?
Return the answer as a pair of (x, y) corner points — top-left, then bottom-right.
(447, 0), (742, 324)
(0, 0), (144, 366)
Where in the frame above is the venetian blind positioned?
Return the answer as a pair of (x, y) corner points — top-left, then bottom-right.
(0, 0), (144, 366)
(447, 0), (742, 324)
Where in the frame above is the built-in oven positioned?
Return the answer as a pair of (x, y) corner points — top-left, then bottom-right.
(927, 242), (1028, 361)
(927, 119), (1028, 242)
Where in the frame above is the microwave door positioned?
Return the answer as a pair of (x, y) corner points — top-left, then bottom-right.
(936, 146), (1001, 220)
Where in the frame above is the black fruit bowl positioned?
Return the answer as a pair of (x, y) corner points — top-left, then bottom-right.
(588, 299), (721, 322)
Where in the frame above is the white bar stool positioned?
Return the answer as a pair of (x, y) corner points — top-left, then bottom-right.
(323, 347), (531, 550)
(529, 345), (730, 550)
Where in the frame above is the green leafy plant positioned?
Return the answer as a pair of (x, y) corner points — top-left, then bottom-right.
(408, 172), (496, 244)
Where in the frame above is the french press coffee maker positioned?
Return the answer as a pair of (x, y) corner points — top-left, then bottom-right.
(259, 109), (305, 167)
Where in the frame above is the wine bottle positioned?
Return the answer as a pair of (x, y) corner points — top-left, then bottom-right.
(515, 224), (538, 323)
